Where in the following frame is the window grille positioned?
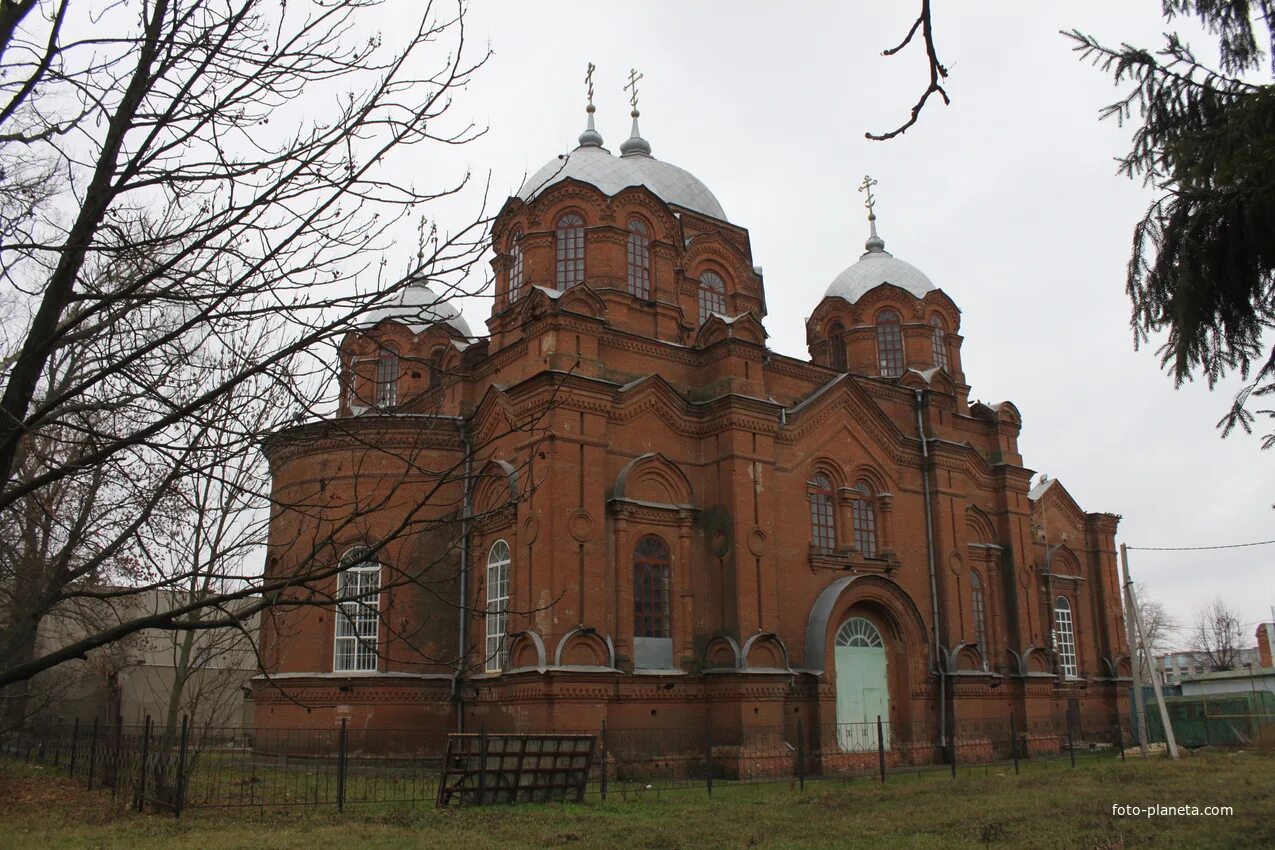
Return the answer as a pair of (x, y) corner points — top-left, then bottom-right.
(633, 535), (671, 639)
(508, 229), (524, 302)
(1054, 596), (1078, 678)
(335, 553), (380, 672)
(971, 569), (988, 669)
(485, 540), (511, 671)
(930, 315), (949, 370)
(876, 309), (904, 377)
(697, 272), (727, 324)
(809, 474), (836, 553)
(626, 219), (650, 299)
(851, 481), (878, 557)
(555, 214), (585, 290)
(376, 349), (398, 408)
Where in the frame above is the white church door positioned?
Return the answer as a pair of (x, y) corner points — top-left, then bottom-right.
(834, 617), (890, 752)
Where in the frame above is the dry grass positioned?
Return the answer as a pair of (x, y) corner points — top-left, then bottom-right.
(2, 749), (1273, 849)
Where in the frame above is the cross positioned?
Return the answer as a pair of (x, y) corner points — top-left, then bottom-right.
(625, 67), (643, 111)
(858, 174), (878, 215)
(584, 62), (595, 107)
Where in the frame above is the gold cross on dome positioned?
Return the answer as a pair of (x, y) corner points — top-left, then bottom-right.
(625, 68), (644, 111)
(585, 62), (595, 107)
(858, 174), (878, 215)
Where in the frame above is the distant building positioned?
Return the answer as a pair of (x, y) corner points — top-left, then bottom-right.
(20, 588), (259, 730)
(1155, 622), (1275, 687)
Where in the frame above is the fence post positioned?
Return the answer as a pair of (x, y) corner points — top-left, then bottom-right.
(477, 723), (488, 807)
(796, 717), (805, 791)
(110, 718), (122, 801)
(336, 717), (348, 813)
(949, 722), (957, 780)
(174, 715), (189, 819)
(1067, 707), (1076, 769)
(87, 718), (100, 791)
(599, 720), (608, 803)
(69, 717), (79, 778)
(136, 715), (151, 812)
(704, 716), (713, 797)
(876, 716), (886, 783)
(1010, 712), (1019, 776)
(1117, 716), (1125, 762)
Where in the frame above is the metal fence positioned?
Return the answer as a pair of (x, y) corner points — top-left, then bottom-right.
(0, 707), (1221, 815)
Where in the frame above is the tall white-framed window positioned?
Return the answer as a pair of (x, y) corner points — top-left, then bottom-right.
(485, 540), (511, 672)
(508, 228), (524, 303)
(376, 348), (398, 408)
(334, 552), (380, 672)
(1053, 596), (1078, 678)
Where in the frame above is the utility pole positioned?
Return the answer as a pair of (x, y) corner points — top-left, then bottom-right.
(1120, 544), (1149, 756)
(1123, 544), (1180, 760)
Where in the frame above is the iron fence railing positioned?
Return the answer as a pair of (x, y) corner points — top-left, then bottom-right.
(3, 703), (1265, 815)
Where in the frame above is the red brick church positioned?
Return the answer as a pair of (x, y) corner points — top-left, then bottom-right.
(254, 95), (1130, 753)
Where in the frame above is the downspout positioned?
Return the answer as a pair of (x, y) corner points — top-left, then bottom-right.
(454, 417), (473, 733)
(914, 389), (945, 747)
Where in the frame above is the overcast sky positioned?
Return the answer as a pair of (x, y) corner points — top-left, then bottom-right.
(376, 1), (1273, 645)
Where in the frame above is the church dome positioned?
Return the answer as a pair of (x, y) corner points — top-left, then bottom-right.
(359, 278), (472, 337)
(516, 111), (728, 221)
(823, 210), (936, 305)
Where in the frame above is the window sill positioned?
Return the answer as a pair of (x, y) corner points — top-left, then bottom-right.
(808, 546), (899, 573)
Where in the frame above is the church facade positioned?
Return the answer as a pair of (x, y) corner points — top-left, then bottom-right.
(254, 100), (1130, 755)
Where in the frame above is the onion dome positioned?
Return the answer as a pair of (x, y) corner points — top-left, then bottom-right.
(517, 103), (727, 221)
(358, 277), (472, 337)
(823, 199), (935, 303)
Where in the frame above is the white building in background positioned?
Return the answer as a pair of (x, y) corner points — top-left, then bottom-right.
(25, 588), (259, 730)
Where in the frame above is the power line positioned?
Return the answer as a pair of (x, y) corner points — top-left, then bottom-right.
(1126, 539), (1275, 552)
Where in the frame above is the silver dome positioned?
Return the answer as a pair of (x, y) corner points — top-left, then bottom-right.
(358, 279), (472, 337)
(516, 143), (727, 221)
(824, 247), (936, 304)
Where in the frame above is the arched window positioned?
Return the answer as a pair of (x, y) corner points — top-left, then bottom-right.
(835, 617), (884, 648)
(970, 569), (988, 669)
(376, 348), (398, 408)
(851, 480), (878, 558)
(1053, 596), (1078, 678)
(626, 218), (651, 299)
(828, 322), (847, 372)
(485, 540), (511, 672)
(875, 309), (904, 377)
(930, 314), (949, 370)
(555, 213), (585, 290)
(507, 228), (524, 303)
(334, 550), (380, 672)
(427, 346), (446, 390)
(633, 535), (671, 639)
(808, 473), (836, 553)
(698, 271), (727, 324)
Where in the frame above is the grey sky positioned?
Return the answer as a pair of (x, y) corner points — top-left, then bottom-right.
(381, 1), (1273, 644)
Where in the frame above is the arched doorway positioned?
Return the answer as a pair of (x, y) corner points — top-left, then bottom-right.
(835, 617), (890, 751)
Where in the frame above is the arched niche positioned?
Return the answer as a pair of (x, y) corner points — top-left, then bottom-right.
(741, 632), (791, 671)
(701, 635), (741, 670)
(554, 626), (615, 669)
(506, 630), (546, 670)
(613, 452), (695, 508)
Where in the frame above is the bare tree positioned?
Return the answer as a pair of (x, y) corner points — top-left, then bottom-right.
(0, 0), (501, 698)
(1192, 597), (1245, 671)
(1137, 585), (1181, 659)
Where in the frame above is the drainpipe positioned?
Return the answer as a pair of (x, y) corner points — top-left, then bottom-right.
(914, 389), (945, 747)
(454, 416), (473, 732)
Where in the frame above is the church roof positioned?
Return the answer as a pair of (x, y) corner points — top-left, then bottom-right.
(516, 113), (727, 221)
(358, 278), (472, 337)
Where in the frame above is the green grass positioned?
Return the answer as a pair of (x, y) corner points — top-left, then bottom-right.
(3, 749), (1274, 849)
